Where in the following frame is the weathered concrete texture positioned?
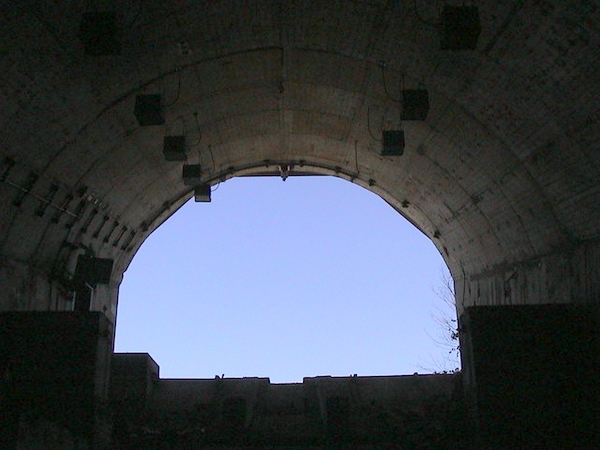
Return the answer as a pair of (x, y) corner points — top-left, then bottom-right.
(0, 0), (599, 325)
(110, 353), (467, 448)
(456, 238), (600, 314)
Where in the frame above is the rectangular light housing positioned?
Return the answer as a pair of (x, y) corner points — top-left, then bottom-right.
(440, 5), (481, 50)
(79, 12), (121, 55)
(182, 164), (203, 186)
(74, 255), (114, 286)
(135, 95), (164, 126)
(381, 130), (405, 156)
(163, 136), (187, 161)
(401, 89), (429, 121)
(194, 185), (211, 202)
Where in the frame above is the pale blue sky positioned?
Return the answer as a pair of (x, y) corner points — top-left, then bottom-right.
(114, 175), (458, 382)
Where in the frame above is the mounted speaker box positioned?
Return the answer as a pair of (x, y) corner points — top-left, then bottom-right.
(194, 185), (211, 202)
(74, 255), (114, 286)
(163, 136), (187, 161)
(78, 12), (121, 55)
(381, 130), (405, 156)
(440, 5), (481, 50)
(134, 95), (164, 126)
(401, 89), (429, 121)
(182, 164), (203, 186)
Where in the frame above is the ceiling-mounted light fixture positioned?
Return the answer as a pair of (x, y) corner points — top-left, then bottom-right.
(440, 5), (481, 50)
(278, 165), (290, 181)
(381, 130), (405, 156)
(194, 184), (211, 202)
(163, 136), (187, 161)
(78, 12), (121, 55)
(134, 95), (164, 126)
(401, 89), (429, 121)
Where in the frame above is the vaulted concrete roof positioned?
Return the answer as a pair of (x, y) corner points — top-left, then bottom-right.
(1, 1), (599, 316)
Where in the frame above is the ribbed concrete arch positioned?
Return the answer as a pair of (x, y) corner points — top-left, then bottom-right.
(1, 0), (599, 328)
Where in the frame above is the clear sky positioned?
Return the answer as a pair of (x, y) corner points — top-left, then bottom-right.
(114, 175), (458, 382)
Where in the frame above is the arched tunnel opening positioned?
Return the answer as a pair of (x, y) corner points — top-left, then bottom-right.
(2, 1), (599, 447)
(114, 175), (459, 382)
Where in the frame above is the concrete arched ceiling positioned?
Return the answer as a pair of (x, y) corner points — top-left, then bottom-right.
(1, 0), (599, 314)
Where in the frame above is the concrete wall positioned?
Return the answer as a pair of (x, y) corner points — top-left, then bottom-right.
(456, 238), (600, 314)
(0, 312), (113, 450)
(460, 304), (600, 449)
(110, 353), (467, 448)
